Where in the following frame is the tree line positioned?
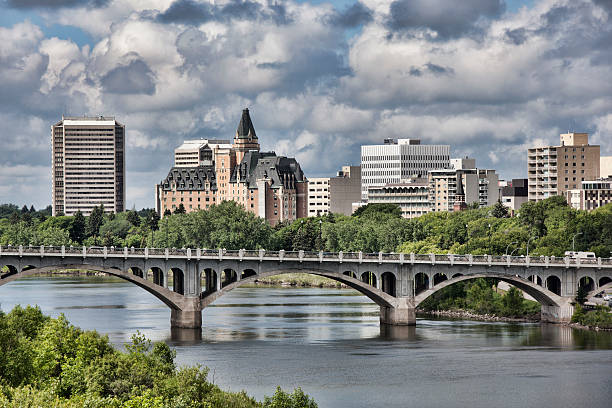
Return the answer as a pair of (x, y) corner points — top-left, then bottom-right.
(0, 197), (610, 257)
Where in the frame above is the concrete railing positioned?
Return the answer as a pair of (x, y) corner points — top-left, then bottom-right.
(1, 245), (611, 269)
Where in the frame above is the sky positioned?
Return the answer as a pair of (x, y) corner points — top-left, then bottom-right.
(0, 0), (610, 210)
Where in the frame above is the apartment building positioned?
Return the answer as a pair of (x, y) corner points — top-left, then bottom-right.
(367, 180), (430, 219)
(307, 178), (330, 217)
(566, 178), (612, 211)
(528, 133), (600, 202)
(156, 109), (308, 225)
(360, 138), (450, 201)
(52, 116), (125, 216)
(174, 139), (232, 167)
(429, 165), (500, 212)
(329, 165), (361, 216)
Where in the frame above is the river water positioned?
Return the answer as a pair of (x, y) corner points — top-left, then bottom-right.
(1, 276), (611, 408)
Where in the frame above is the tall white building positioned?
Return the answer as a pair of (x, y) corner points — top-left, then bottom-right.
(360, 138), (450, 201)
(307, 177), (330, 216)
(52, 116), (125, 216)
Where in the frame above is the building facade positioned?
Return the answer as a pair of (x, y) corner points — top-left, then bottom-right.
(360, 138), (450, 201)
(501, 178), (529, 212)
(428, 164), (500, 213)
(367, 180), (430, 219)
(329, 165), (361, 216)
(566, 178), (612, 211)
(528, 133), (600, 202)
(307, 177), (330, 217)
(52, 116), (125, 216)
(156, 109), (308, 225)
(601, 156), (612, 179)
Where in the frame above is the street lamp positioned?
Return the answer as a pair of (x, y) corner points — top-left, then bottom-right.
(572, 232), (583, 252)
(506, 241), (518, 256)
(526, 236), (537, 257)
(510, 247), (521, 256)
(488, 223), (492, 255)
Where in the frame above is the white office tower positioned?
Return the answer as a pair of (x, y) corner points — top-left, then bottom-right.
(360, 138), (450, 200)
(52, 116), (125, 216)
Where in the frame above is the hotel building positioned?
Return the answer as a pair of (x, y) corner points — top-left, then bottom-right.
(527, 133), (600, 202)
(52, 116), (125, 216)
(156, 109), (308, 225)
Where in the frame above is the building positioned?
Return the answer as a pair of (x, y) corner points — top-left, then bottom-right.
(329, 165), (361, 216)
(156, 109), (308, 225)
(307, 178), (330, 217)
(601, 156), (612, 178)
(428, 158), (500, 212)
(367, 179), (430, 218)
(360, 138), (450, 201)
(501, 179), (529, 212)
(174, 139), (232, 167)
(528, 133), (600, 202)
(52, 116), (125, 216)
(566, 178), (612, 211)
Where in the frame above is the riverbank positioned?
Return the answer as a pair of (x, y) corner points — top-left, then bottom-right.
(253, 273), (345, 288)
(417, 309), (540, 323)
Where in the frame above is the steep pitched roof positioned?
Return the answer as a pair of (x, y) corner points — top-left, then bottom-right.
(236, 108), (257, 139)
(160, 166), (217, 191)
(230, 151), (305, 189)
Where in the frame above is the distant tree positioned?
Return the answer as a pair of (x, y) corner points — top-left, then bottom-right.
(126, 211), (141, 227)
(29, 205), (36, 213)
(491, 200), (509, 218)
(21, 212), (32, 226)
(87, 205), (104, 242)
(575, 285), (588, 305)
(352, 203), (401, 218)
(174, 203), (186, 215)
(21, 205), (28, 213)
(163, 209), (172, 216)
(502, 286), (524, 317)
(70, 211), (86, 243)
(145, 211), (160, 231)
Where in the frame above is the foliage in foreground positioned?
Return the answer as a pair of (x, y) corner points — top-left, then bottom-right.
(571, 305), (612, 329)
(0, 305), (316, 408)
(418, 278), (541, 317)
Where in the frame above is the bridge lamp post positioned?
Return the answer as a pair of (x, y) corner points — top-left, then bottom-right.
(526, 236), (537, 257)
(488, 223), (492, 255)
(319, 219), (323, 251)
(510, 247), (521, 256)
(506, 241), (518, 256)
(572, 232), (582, 252)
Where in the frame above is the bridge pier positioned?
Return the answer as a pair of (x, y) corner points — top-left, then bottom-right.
(170, 298), (202, 329)
(380, 297), (416, 326)
(541, 302), (574, 324)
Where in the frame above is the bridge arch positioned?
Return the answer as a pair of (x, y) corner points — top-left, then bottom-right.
(588, 281), (612, 299)
(599, 276), (611, 287)
(545, 275), (561, 296)
(414, 273), (565, 308)
(1, 264), (18, 279)
(0, 264), (185, 310)
(200, 268), (397, 309)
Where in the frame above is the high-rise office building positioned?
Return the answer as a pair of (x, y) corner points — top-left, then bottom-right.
(527, 133), (600, 202)
(360, 138), (450, 201)
(52, 116), (125, 216)
(329, 165), (361, 216)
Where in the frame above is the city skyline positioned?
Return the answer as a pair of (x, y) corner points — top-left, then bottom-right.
(1, 0), (611, 210)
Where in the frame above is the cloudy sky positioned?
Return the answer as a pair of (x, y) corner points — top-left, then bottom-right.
(0, 0), (611, 210)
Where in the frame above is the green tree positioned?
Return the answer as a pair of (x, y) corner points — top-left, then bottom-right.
(491, 200), (509, 218)
(352, 203), (401, 218)
(126, 211), (141, 227)
(87, 205), (104, 243)
(502, 286), (524, 317)
(575, 285), (588, 305)
(263, 387), (318, 408)
(70, 211), (86, 243)
(174, 203), (186, 215)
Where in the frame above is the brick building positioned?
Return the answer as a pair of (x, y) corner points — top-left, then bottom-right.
(156, 109), (308, 225)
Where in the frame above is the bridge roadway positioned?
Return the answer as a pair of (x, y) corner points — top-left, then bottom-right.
(1, 245), (611, 329)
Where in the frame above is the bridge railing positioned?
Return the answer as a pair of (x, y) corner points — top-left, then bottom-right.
(2, 245), (612, 267)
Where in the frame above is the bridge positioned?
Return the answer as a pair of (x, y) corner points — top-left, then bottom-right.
(1, 245), (611, 329)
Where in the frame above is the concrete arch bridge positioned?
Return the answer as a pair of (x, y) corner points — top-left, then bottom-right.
(1, 245), (611, 329)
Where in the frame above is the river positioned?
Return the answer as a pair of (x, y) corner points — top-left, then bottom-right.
(1, 276), (611, 408)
